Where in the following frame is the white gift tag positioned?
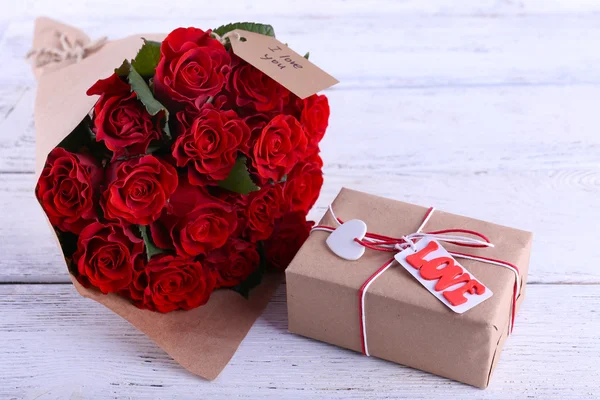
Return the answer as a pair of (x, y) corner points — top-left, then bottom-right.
(395, 238), (493, 313)
(326, 219), (368, 261)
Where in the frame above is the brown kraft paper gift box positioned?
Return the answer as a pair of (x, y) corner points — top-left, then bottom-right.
(286, 188), (532, 388)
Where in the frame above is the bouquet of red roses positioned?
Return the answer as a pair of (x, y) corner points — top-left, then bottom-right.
(30, 17), (332, 379)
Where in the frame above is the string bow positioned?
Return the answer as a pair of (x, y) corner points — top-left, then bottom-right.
(311, 205), (521, 357)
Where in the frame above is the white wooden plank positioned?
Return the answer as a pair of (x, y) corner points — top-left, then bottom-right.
(0, 166), (598, 284)
(0, 173), (68, 283)
(1, 2), (598, 399)
(0, 84), (26, 120)
(2, 85), (600, 173)
(0, 283), (598, 399)
(6, 0), (600, 21)
(0, 86), (33, 173)
(4, 13), (600, 87)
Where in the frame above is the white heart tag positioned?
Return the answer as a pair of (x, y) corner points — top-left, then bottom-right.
(326, 219), (368, 261)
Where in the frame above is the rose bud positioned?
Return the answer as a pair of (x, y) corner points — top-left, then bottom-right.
(154, 27), (231, 109)
(73, 222), (144, 293)
(36, 148), (102, 234)
(204, 239), (260, 288)
(142, 255), (216, 313)
(264, 211), (314, 271)
(252, 115), (309, 182)
(119, 260), (148, 308)
(102, 155), (178, 225)
(172, 106), (250, 185)
(87, 73), (163, 160)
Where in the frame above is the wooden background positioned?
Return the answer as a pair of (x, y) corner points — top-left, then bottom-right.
(1, 0), (599, 398)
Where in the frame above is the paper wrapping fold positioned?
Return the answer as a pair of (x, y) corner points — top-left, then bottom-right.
(286, 188), (532, 388)
(32, 17), (281, 380)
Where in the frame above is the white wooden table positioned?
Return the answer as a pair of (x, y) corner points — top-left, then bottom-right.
(2, 1), (600, 398)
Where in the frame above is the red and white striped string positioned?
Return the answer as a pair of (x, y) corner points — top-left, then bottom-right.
(311, 205), (521, 357)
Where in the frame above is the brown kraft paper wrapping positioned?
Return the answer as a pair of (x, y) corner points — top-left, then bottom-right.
(32, 17), (281, 380)
(286, 188), (532, 388)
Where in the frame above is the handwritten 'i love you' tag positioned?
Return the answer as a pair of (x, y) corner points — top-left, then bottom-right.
(395, 238), (493, 313)
(227, 29), (339, 99)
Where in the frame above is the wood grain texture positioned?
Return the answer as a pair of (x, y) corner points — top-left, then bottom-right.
(2, 167), (599, 283)
(0, 283), (598, 400)
(2, 85), (600, 173)
(6, 0), (600, 20)
(2, 0), (600, 398)
(4, 4), (600, 88)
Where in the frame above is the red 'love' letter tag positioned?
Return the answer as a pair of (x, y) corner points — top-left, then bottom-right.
(394, 238), (493, 313)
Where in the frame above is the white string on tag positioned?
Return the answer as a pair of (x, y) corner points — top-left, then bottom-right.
(211, 30), (242, 45)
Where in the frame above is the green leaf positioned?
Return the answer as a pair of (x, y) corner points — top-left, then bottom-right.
(131, 39), (161, 78)
(142, 39), (162, 46)
(231, 241), (267, 298)
(138, 225), (166, 262)
(212, 22), (276, 39)
(127, 65), (171, 139)
(114, 59), (131, 77)
(57, 117), (111, 161)
(128, 66), (166, 117)
(145, 142), (164, 155)
(303, 51), (310, 59)
(58, 118), (90, 151)
(268, 174), (287, 185)
(217, 157), (260, 195)
(161, 120), (171, 139)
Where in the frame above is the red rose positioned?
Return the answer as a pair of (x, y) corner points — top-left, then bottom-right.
(73, 222), (144, 293)
(154, 27), (231, 108)
(213, 187), (249, 237)
(36, 148), (102, 234)
(172, 106), (250, 185)
(103, 155), (178, 225)
(284, 152), (324, 215)
(142, 255), (216, 312)
(120, 261), (147, 307)
(243, 184), (284, 242)
(228, 56), (289, 113)
(253, 115), (308, 182)
(242, 113), (274, 187)
(205, 239), (259, 288)
(264, 212), (313, 270)
(211, 89), (237, 111)
(244, 112), (271, 144)
(87, 73), (163, 159)
(300, 94), (330, 147)
(150, 178), (238, 257)
(283, 92), (303, 119)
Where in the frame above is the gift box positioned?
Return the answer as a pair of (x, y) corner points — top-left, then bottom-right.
(286, 188), (532, 388)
